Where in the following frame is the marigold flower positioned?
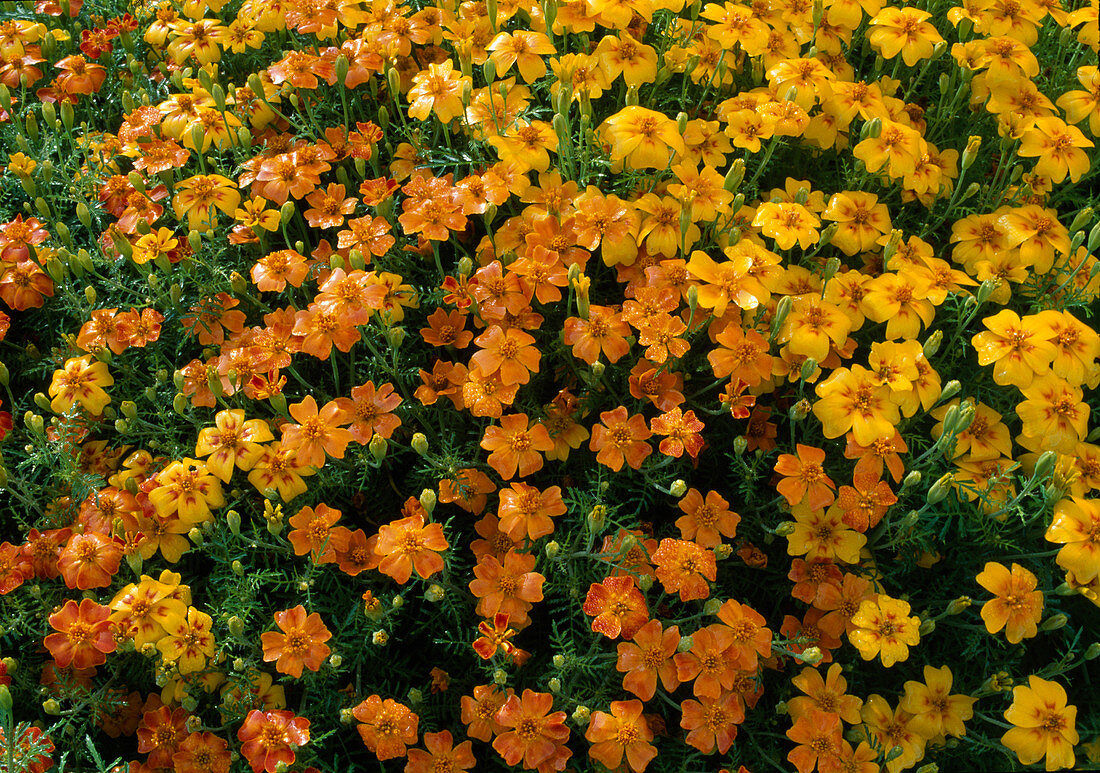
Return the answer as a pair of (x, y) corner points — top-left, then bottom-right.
(469, 550), (545, 627)
(493, 690), (571, 770)
(352, 696), (418, 761)
(280, 396), (353, 469)
(287, 503), (346, 563)
(173, 732), (232, 773)
(899, 665), (976, 742)
(860, 694), (926, 773)
(57, 531), (122, 590)
(148, 459), (225, 527)
(497, 482), (566, 541)
(651, 538), (716, 601)
(138, 706), (190, 768)
(1016, 376), (1089, 455)
(676, 489), (739, 549)
(616, 619), (681, 701)
(461, 684), (513, 742)
(821, 192), (891, 256)
(172, 174), (240, 232)
(583, 575), (649, 639)
(375, 513), (448, 584)
(237, 710), (310, 773)
(971, 309), (1057, 388)
(44, 598), (116, 669)
(868, 7), (943, 65)
(251, 249), (309, 293)
(786, 709), (842, 773)
(650, 407), (705, 460)
(601, 106), (687, 170)
(849, 595), (920, 667)
(157, 606), (215, 675)
(586, 699), (657, 772)
(1018, 117), (1093, 183)
(590, 406), (653, 472)
(1001, 676), (1078, 772)
(407, 730), (476, 773)
(788, 663), (863, 724)
(716, 599), (773, 672)
(407, 59), (468, 123)
(775, 444), (837, 511)
(1045, 497), (1100, 584)
(481, 413), (554, 480)
(680, 691), (744, 754)
(194, 409), (273, 482)
(813, 365), (900, 446)
(48, 355), (113, 415)
(260, 605), (332, 679)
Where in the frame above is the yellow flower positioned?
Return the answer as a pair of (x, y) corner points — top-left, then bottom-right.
(1018, 117), (1094, 184)
(975, 562), (1044, 644)
(48, 356), (114, 415)
(899, 665), (976, 742)
(868, 7), (944, 66)
(600, 106), (686, 170)
(1046, 498), (1100, 584)
(848, 595), (920, 667)
(172, 174), (241, 232)
(7, 152), (36, 177)
(1002, 676), (1078, 772)
(751, 202), (820, 250)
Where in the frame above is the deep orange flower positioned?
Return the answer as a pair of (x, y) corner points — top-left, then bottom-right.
(563, 305), (632, 365)
(676, 489), (740, 549)
(786, 709), (842, 773)
(680, 691), (744, 754)
(590, 407), (653, 472)
(44, 598), (115, 669)
(775, 444), (837, 511)
(583, 575), (649, 639)
(352, 696), (418, 761)
(407, 730), (476, 773)
(251, 249), (309, 293)
(836, 468), (897, 532)
(137, 706), (190, 768)
(673, 625), (739, 699)
(57, 531), (121, 590)
(788, 663), (864, 724)
(616, 619), (681, 701)
(344, 381), (402, 444)
(473, 612), (519, 660)
(471, 325), (542, 386)
(650, 407), (705, 460)
(586, 699), (657, 772)
(469, 550), (545, 627)
(497, 482), (566, 541)
(374, 513), (448, 584)
(481, 413), (554, 480)
(461, 684), (513, 742)
(493, 690), (571, 770)
(260, 605), (332, 679)
(651, 539), (716, 602)
(287, 503), (346, 563)
(420, 308), (474, 349)
(173, 732), (232, 773)
(303, 183), (356, 229)
(716, 599), (773, 672)
(237, 710), (310, 773)
(280, 396), (353, 469)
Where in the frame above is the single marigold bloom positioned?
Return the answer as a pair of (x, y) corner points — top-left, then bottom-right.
(583, 575), (650, 640)
(497, 482), (566, 542)
(481, 413), (554, 480)
(787, 709), (842, 773)
(303, 183), (356, 229)
(821, 192), (891, 256)
(471, 325), (542, 386)
(287, 503), (345, 563)
(813, 365), (900, 446)
(247, 440), (316, 502)
(280, 396), (353, 469)
(849, 595), (920, 667)
(616, 619), (680, 701)
(352, 696), (418, 761)
(1016, 376), (1089, 455)
(673, 625), (739, 699)
(1018, 116), (1093, 184)
(148, 459), (225, 527)
(868, 6), (943, 65)
(0, 541), (29, 594)
(975, 561), (1044, 644)
(493, 689), (571, 771)
(650, 407), (705, 460)
(788, 663), (863, 724)
(675, 489), (739, 549)
(590, 407), (653, 472)
(341, 380), (401, 443)
(469, 550), (545, 627)
(971, 309), (1057, 388)
(900, 665), (976, 742)
(237, 710), (310, 773)
(420, 308), (473, 349)
(461, 684), (513, 742)
(407, 730), (476, 773)
(716, 599), (773, 672)
(251, 249), (309, 293)
(57, 531), (121, 590)
(156, 605), (215, 675)
(1001, 676), (1079, 772)
(860, 694), (926, 773)
(1046, 497), (1100, 584)
(601, 106), (687, 170)
(586, 699), (657, 773)
(473, 612), (519, 660)
(173, 731), (232, 773)
(194, 408), (273, 482)
(775, 444), (837, 511)
(563, 305), (632, 365)
(837, 468), (897, 532)
(137, 705), (190, 769)
(44, 598), (116, 669)
(260, 605), (332, 679)
(374, 513), (448, 584)
(651, 538), (716, 602)
(407, 59), (469, 123)
(48, 355), (113, 415)
(680, 691), (744, 754)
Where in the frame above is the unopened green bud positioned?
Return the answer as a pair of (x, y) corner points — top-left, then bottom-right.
(1084, 643), (1100, 660)
(544, 540), (560, 559)
(1068, 207), (1093, 233)
(226, 510), (241, 535)
(425, 584), (445, 602)
(799, 359), (819, 382)
(927, 473), (953, 505)
(901, 471), (922, 493)
(702, 598), (722, 616)
(0, 684), (11, 711)
(799, 646), (824, 665)
(492, 667), (507, 684)
(669, 479), (688, 497)
(43, 698), (61, 715)
(1033, 450), (1058, 481)
(922, 329), (942, 358)
(961, 136), (981, 170)
(939, 380), (961, 403)
(918, 618), (936, 636)
(945, 596), (971, 615)
(227, 616), (245, 637)
(548, 677), (562, 693)
(411, 432), (429, 455)
(552, 654), (565, 668)
(1039, 613), (1068, 631)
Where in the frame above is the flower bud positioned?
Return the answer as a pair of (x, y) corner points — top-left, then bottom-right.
(1068, 207), (1093, 233)
(799, 646), (824, 665)
(419, 488), (437, 515)
(571, 705), (590, 724)
(770, 295), (793, 342)
(945, 596), (971, 615)
(1084, 643), (1100, 660)
(1039, 613), (1068, 632)
(799, 360), (819, 382)
(1032, 450), (1058, 481)
(961, 136), (981, 170)
(226, 510), (241, 535)
(548, 677), (562, 693)
(43, 698), (61, 715)
(938, 380), (961, 403)
(588, 504), (607, 532)
(590, 361), (605, 379)
(723, 158), (745, 192)
(926, 473), (953, 505)
(676, 635), (694, 652)
(703, 599), (722, 616)
(457, 256), (473, 275)
(425, 584), (445, 602)
(733, 436), (747, 455)
(373, 630), (389, 646)
(227, 616), (245, 637)
(411, 432), (429, 455)
(330, 654), (343, 667)
(900, 471), (922, 494)
(0, 684), (11, 711)
(493, 668), (507, 684)
(918, 618), (936, 636)
(544, 540), (560, 559)
(552, 654), (566, 668)
(1088, 221), (1100, 252)
(386, 326), (406, 348)
(669, 479), (687, 497)
(369, 435), (388, 461)
(789, 398), (811, 421)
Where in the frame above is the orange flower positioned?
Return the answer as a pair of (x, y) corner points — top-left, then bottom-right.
(583, 576), (649, 639)
(650, 407), (705, 460)
(1016, 376), (1089, 455)
(680, 691), (744, 754)
(786, 709), (842, 773)
(420, 308), (473, 349)
(651, 538), (716, 601)
(194, 408), (273, 482)
(173, 732), (232, 773)
(774, 444), (836, 511)
(497, 482), (566, 541)
(461, 684), (513, 742)
(836, 468), (897, 532)
(344, 381), (402, 444)
(481, 414), (554, 480)
(172, 174), (240, 232)
(563, 305), (632, 365)
(676, 489), (739, 549)
(849, 595), (920, 667)
(469, 550), (545, 627)
(280, 396), (353, 469)
(237, 710), (310, 773)
(788, 663), (864, 724)
(1018, 117), (1093, 183)
(821, 192), (891, 256)
(585, 700), (657, 772)
(374, 513), (448, 584)
(303, 183), (356, 229)
(251, 249), (309, 293)
(673, 625), (738, 699)
(247, 440), (316, 502)
(493, 690), (571, 771)
(260, 605), (332, 679)
(352, 696), (418, 761)
(473, 612), (519, 660)
(716, 599), (773, 672)
(44, 598), (115, 669)
(470, 325), (542, 386)
(590, 407), (653, 472)
(57, 531), (121, 589)
(616, 619), (680, 701)
(287, 503), (346, 563)
(406, 731), (476, 773)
